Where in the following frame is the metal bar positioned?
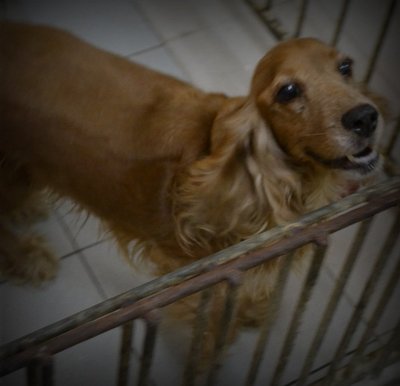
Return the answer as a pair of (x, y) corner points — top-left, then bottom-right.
(26, 356), (54, 386)
(322, 207), (400, 386)
(296, 218), (373, 386)
(331, 0), (352, 46)
(364, 0), (397, 84)
(7, 177), (400, 365)
(245, 252), (294, 386)
(2, 177), (398, 364)
(344, 251), (400, 380)
(206, 271), (243, 386)
(271, 241), (328, 386)
(137, 313), (159, 386)
(244, 0), (286, 40)
(181, 288), (213, 386)
(372, 320), (400, 378)
(2, 178), (400, 376)
(117, 321), (134, 386)
(384, 116), (400, 159)
(294, 0), (309, 38)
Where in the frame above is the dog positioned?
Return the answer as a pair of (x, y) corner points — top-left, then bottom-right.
(0, 21), (384, 361)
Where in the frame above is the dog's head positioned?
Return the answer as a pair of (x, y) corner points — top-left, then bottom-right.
(251, 38), (383, 178)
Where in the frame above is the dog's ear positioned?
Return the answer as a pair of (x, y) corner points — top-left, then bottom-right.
(173, 99), (302, 254)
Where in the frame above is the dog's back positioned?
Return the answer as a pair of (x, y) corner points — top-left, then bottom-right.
(0, 21), (226, 241)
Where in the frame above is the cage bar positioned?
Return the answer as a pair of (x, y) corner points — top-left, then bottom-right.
(294, 0), (309, 38)
(372, 318), (400, 379)
(181, 288), (214, 386)
(331, 0), (351, 46)
(206, 272), (243, 386)
(363, 0), (397, 84)
(137, 313), (160, 386)
(117, 321), (134, 386)
(245, 252), (295, 386)
(322, 207), (400, 385)
(26, 356), (54, 386)
(343, 251), (400, 381)
(270, 242), (328, 386)
(296, 218), (373, 386)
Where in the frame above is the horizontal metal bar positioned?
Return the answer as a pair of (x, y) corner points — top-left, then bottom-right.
(1, 177), (400, 375)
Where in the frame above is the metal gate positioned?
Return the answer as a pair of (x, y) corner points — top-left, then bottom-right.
(1, 1), (400, 385)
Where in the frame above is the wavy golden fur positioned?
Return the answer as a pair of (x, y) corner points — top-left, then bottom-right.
(0, 22), (384, 361)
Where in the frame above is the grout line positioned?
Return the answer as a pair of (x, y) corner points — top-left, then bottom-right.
(130, 0), (200, 83)
(60, 238), (112, 260)
(54, 210), (109, 300)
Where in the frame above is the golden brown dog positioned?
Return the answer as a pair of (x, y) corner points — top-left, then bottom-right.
(0, 22), (384, 342)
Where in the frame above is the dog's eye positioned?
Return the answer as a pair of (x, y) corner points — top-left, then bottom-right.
(338, 58), (353, 77)
(276, 83), (301, 103)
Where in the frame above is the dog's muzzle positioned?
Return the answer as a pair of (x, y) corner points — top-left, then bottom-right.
(341, 103), (378, 138)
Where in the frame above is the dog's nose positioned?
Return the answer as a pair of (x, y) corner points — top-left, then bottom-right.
(341, 104), (378, 138)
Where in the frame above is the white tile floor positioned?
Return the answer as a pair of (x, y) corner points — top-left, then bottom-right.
(1, 0), (400, 385)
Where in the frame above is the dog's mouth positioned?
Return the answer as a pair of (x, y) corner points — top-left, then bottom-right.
(307, 146), (380, 174)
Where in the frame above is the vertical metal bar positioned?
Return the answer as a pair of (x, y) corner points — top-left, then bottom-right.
(41, 357), (54, 386)
(331, 0), (352, 46)
(245, 252), (295, 386)
(27, 362), (41, 386)
(384, 116), (400, 159)
(137, 313), (159, 386)
(117, 321), (134, 386)
(26, 356), (54, 386)
(323, 209), (400, 386)
(181, 288), (213, 386)
(297, 218), (373, 386)
(364, 0), (397, 84)
(345, 251), (400, 379)
(206, 272), (242, 386)
(270, 241), (328, 386)
(294, 0), (309, 38)
(372, 318), (400, 378)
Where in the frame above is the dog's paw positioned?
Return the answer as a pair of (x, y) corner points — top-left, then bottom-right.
(0, 235), (59, 286)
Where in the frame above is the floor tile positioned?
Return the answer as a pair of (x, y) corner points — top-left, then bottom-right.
(0, 254), (102, 345)
(5, 0), (160, 56)
(167, 29), (251, 94)
(54, 199), (108, 250)
(134, 0), (202, 41)
(80, 240), (151, 299)
(30, 209), (75, 259)
(129, 46), (189, 82)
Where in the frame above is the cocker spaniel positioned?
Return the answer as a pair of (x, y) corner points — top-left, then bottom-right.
(0, 22), (384, 351)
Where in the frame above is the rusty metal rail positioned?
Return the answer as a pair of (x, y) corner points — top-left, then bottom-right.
(1, 176), (400, 384)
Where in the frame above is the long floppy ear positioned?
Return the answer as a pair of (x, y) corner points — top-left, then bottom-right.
(173, 98), (303, 255)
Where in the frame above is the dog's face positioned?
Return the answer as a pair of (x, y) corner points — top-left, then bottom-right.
(251, 38), (383, 177)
